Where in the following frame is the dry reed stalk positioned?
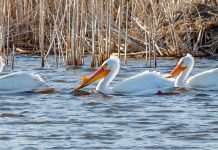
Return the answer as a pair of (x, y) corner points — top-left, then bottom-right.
(143, 3), (149, 65)
(15, 0), (20, 42)
(117, 0), (122, 59)
(72, 0), (77, 66)
(39, 0), (45, 67)
(66, 0), (71, 65)
(148, 32), (151, 67)
(75, 0), (80, 65)
(6, 0), (11, 65)
(12, 44), (15, 69)
(0, 0), (218, 69)
(100, 0), (108, 66)
(0, 0), (4, 54)
(108, 0), (112, 58)
(124, 2), (129, 65)
(53, 39), (58, 68)
(78, 0), (84, 66)
(70, 0), (76, 66)
(105, 1), (109, 59)
(81, 0), (88, 65)
(150, 0), (159, 67)
(91, 0), (96, 68)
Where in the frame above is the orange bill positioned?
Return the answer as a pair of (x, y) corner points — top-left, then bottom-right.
(74, 67), (110, 91)
(170, 61), (186, 78)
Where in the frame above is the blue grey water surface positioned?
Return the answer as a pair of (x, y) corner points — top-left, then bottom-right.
(0, 56), (218, 150)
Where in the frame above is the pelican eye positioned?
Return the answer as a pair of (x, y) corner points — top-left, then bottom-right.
(179, 61), (184, 67)
(180, 61), (187, 70)
(102, 63), (108, 69)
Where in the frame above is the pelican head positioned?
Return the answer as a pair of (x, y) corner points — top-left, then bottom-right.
(170, 53), (194, 78)
(74, 57), (120, 91)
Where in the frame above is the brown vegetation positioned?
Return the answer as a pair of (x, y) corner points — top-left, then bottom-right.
(0, 0), (218, 67)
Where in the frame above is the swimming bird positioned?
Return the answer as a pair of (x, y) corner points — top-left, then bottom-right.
(75, 57), (175, 95)
(169, 53), (218, 90)
(0, 56), (49, 93)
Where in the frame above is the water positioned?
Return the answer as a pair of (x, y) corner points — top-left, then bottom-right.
(0, 56), (218, 150)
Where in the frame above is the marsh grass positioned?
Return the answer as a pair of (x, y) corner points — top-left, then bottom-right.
(0, 0), (218, 68)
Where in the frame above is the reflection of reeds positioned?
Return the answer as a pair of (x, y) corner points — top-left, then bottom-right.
(0, 0), (218, 68)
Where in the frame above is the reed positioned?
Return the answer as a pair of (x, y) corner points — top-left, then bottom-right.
(39, 0), (45, 67)
(0, 0), (217, 68)
(124, 2), (129, 65)
(11, 44), (15, 69)
(6, 0), (11, 65)
(91, 0), (96, 68)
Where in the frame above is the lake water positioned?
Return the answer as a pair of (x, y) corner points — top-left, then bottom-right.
(0, 56), (218, 149)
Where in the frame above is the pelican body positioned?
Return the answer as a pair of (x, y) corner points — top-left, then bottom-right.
(0, 56), (48, 93)
(170, 54), (218, 90)
(75, 57), (174, 95)
(187, 68), (218, 89)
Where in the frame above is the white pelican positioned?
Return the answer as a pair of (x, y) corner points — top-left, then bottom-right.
(75, 57), (175, 95)
(0, 56), (50, 93)
(169, 53), (218, 90)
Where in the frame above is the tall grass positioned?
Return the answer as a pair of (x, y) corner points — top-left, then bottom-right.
(0, 0), (218, 68)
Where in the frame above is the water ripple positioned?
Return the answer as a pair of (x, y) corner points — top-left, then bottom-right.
(0, 56), (218, 149)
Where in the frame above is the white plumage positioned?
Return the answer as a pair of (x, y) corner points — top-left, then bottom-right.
(171, 54), (218, 90)
(0, 56), (48, 93)
(112, 71), (174, 95)
(75, 57), (175, 95)
(187, 68), (218, 90)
